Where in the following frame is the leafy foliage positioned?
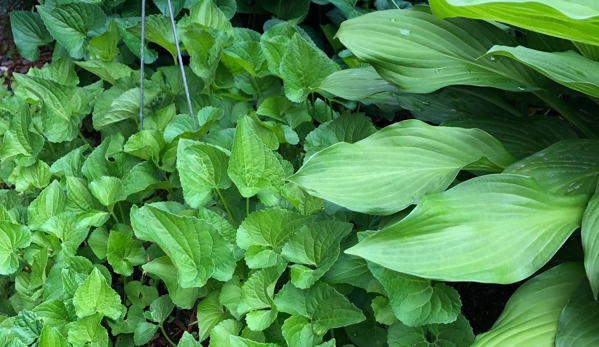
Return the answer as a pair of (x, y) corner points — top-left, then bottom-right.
(3, 0), (599, 346)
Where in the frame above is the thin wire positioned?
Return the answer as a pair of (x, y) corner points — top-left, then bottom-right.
(138, 0), (146, 131)
(165, 0), (197, 131)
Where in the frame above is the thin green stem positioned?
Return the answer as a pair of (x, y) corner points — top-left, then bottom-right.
(534, 91), (598, 139)
(277, 0), (282, 18)
(156, 166), (175, 198)
(78, 130), (94, 150)
(160, 324), (177, 347)
(117, 202), (126, 223)
(216, 188), (237, 229)
(246, 197), (250, 217)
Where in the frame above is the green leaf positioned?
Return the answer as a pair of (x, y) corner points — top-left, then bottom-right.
(429, 0), (599, 46)
(124, 281), (159, 309)
(9, 159), (51, 192)
(281, 183), (324, 215)
(262, 0), (311, 20)
(12, 74), (80, 143)
(88, 176), (127, 207)
(304, 113), (377, 161)
(74, 61), (133, 85)
(317, 66), (400, 102)
(274, 281), (365, 335)
(222, 42), (266, 76)
(87, 20), (120, 62)
(323, 253), (381, 292)
(368, 263), (461, 326)
(106, 227), (146, 276)
(38, 325), (68, 347)
(388, 314), (474, 347)
(188, 0), (233, 34)
(442, 114), (578, 160)
(347, 174), (588, 284)
(142, 256), (202, 309)
(27, 181), (66, 230)
(12, 310), (43, 345)
(281, 316), (321, 347)
(485, 46), (599, 98)
(131, 205), (220, 288)
(556, 281), (599, 347)
(280, 33), (339, 102)
(336, 8), (544, 93)
(67, 313), (109, 347)
(40, 212), (90, 256)
(9, 11), (53, 61)
(37, 3), (105, 59)
(209, 319), (243, 347)
(50, 145), (88, 178)
(237, 265), (286, 315)
(127, 15), (177, 59)
(93, 87), (161, 129)
(0, 106), (44, 166)
(33, 299), (70, 327)
(0, 221), (30, 275)
(282, 221), (353, 289)
(73, 268), (122, 320)
(88, 227), (109, 260)
(228, 116), (285, 204)
(197, 290), (231, 342)
(134, 322), (159, 346)
(178, 332), (202, 347)
(177, 139), (232, 209)
(371, 297), (398, 325)
(256, 96), (293, 121)
(582, 188), (599, 298)
(504, 139), (599, 195)
(289, 119), (515, 215)
(124, 130), (165, 163)
(148, 295), (175, 323)
(472, 263), (585, 347)
(237, 208), (315, 269)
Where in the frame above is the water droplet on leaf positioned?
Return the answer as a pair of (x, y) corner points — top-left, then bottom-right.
(399, 28), (411, 36)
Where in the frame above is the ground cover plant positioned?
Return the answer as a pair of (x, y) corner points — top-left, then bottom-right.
(1, 0), (599, 346)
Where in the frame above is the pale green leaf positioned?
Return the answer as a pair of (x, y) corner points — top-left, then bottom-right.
(8, 160), (51, 192)
(237, 264), (286, 315)
(88, 176), (127, 207)
(0, 96), (44, 167)
(106, 228), (146, 276)
(289, 119), (515, 215)
(556, 281), (599, 347)
(134, 322), (159, 346)
(582, 189), (599, 298)
(282, 221), (353, 289)
(87, 20), (120, 62)
(73, 268), (121, 320)
(472, 263), (585, 347)
(280, 33), (339, 102)
(127, 15), (177, 59)
(197, 290), (231, 342)
(188, 0), (233, 34)
(36, 3), (105, 59)
(371, 297), (398, 325)
(38, 325), (68, 347)
(177, 139), (232, 209)
(149, 295), (175, 323)
(142, 257), (202, 309)
(123, 129), (165, 163)
(336, 8), (545, 93)
(93, 87), (161, 129)
(347, 174), (588, 283)
(9, 11), (53, 61)
(429, 0), (599, 46)
(74, 61), (133, 85)
(222, 42), (266, 76)
(504, 139), (599, 195)
(368, 263), (461, 326)
(88, 227), (108, 260)
(131, 205), (217, 288)
(67, 313), (109, 347)
(178, 332), (202, 347)
(229, 336), (281, 347)
(209, 319), (243, 347)
(485, 46), (599, 98)
(228, 116), (285, 203)
(317, 66), (400, 101)
(27, 180), (66, 231)
(281, 316), (321, 347)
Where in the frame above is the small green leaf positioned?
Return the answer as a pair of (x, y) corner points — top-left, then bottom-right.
(177, 139), (232, 209)
(280, 33), (339, 102)
(188, 0), (233, 34)
(88, 227), (109, 260)
(142, 256), (202, 309)
(371, 297), (398, 325)
(73, 268), (122, 320)
(37, 3), (106, 59)
(38, 325), (68, 347)
(148, 295), (175, 324)
(88, 176), (127, 207)
(209, 319), (243, 347)
(27, 181), (66, 231)
(87, 20), (120, 62)
(74, 61), (133, 85)
(281, 316), (321, 347)
(0, 222), (31, 275)
(0, 103), (44, 167)
(124, 281), (159, 309)
(368, 263), (461, 326)
(124, 130), (165, 163)
(127, 15), (177, 59)
(134, 322), (159, 346)
(106, 227), (146, 276)
(9, 11), (53, 61)
(388, 314), (474, 347)
(347, 174), (588, 283)
(582, 188), (599, 298)
(228, 116), (285, 204)
(197, 290), (231, 342)
(67, 313), (109, 347)
(282, 221), (353, 289)
(238, 264), (286, 315)
(178, 332), (202, 347)
(229, 336), (281, 347)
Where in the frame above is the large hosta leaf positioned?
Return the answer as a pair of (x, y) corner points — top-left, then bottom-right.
(429, 0), (599, 46)
(289, 119), (515, 215)
(472, 263), (585, 346)
(485, 46), (599, 98)
(504, 139), (599, 196)
(582, 189), (599, 298)
(556, 281), (599, 347)
(336, 8), (544, 93)
(346, 174), (588, 283)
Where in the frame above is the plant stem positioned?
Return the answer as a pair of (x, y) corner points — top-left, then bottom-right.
(78, 130), (94, 150)
(160, 324), (177, 347)
(215, 188), (237, 228)
(109, 205), (119, 224)
(534, 90), (597, 139)
(246, 197), (250, 217)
